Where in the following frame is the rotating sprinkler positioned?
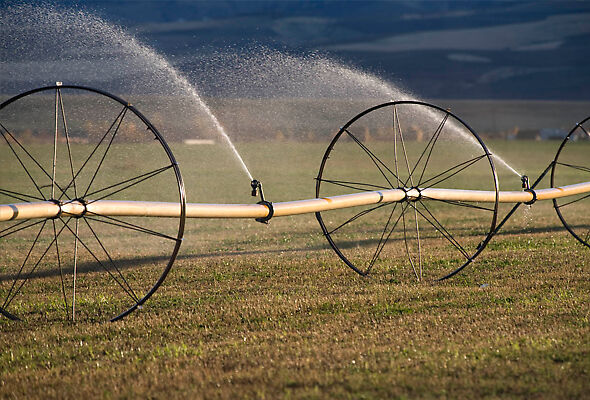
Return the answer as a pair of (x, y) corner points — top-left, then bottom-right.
(1, 84), (589, 322)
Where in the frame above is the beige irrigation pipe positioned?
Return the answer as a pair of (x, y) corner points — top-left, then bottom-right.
(2, 181), (590, 222)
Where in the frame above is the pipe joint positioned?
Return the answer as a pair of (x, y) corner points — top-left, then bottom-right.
(255, 200), (274, 224)
(72, 198), (88, 218)
(60, 199), (88, 218)
(48, 199), (62, 219)
(524, 189), (537, 205)
(402, 187), (421, 202)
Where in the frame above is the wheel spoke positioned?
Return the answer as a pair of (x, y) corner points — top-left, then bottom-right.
(85, 164), (173, 202)
(3, 218), (71, 310)
(84, 214), (180, 242)
(60, 219), (139, 304)
(0, 188), (45, 203)
(0, 124), (47, 200)
(58, 88), (79, 198)
(2, 220), (47, 308)
(327, 202), (395, 235)
(52, 219), (70, 319)
(394, 106), (415, 187)
(83, 219), (139, 303)
(555, 161), (590, 175)
(57, 106), (127, 202)
(345, 129), (399, 188)
(72, 219), (79, 321)
(412, 204), (423, 280)
(316, 178), (390, 193)
(556, 192), (590, 208)
(416, 113), (449, 187)
(424, 197), (495, 212)
(401, 202), (419, 280)
(419, 155), (486, 189)
(368, 202), (408, 273)
(402, 111), (448, 188)
(0, 219), (46, 239)
(577, 123), (590, 138)
(82, 107), (128, 198)
(0, 122), (71, 201)
(416, 201), (470, 260)
(51, 88), (59, 199)
(393, 109), (422, 280)
(393, 105), (400, 187)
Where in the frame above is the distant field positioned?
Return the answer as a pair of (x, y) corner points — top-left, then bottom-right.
(1, 139), (589, 398)
(3, 92), (589, 143)
(437, 99), (590, 137)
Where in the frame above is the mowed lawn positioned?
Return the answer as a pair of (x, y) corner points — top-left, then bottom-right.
(1, 140), (589, 399)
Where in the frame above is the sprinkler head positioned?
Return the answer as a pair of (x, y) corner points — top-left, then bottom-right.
(251, 179), (267, 202)
(251, 180), (260, 197)
(521, 175), (530, 190)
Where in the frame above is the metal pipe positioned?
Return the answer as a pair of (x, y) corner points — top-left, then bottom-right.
(2, 181), (590, 222)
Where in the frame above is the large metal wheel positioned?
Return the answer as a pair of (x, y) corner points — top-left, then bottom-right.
(551, 116), (590, 248)
(0, 85), (186, 322)
(316, 101), (499, 281)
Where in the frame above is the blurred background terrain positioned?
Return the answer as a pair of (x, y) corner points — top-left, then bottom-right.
(67, 0), (590, 100)
(1, 0), (589, 191)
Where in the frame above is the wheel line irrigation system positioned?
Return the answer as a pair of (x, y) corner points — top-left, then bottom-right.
(1, 84), (589, 322)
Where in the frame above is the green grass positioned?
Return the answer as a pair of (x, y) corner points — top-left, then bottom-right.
(1, 139), (589, 398)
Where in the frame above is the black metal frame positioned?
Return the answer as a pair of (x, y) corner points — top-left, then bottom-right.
(489, 115), (590, 252)
(315, 101), (499, 280)
(551, 115), (590, 249)
(0, 84), (186, 322)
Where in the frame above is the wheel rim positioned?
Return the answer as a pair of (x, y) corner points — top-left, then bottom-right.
(316, 101), (498, 281)
(551, 116), (590, 248)
(0, 85), (186, 321)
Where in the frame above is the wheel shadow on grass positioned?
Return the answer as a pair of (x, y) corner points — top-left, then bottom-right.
(0, 222), (578, 283)
(0, 243), (332, 283)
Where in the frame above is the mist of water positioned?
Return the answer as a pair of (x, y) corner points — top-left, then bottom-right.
(0, 3), (254, 181)
(189, 47), (521, 178)
(154, 63), (253, 181)
(1, 4), (520, 188)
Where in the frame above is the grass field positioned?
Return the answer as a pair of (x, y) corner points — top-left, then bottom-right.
(1, 139), (589, 399)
